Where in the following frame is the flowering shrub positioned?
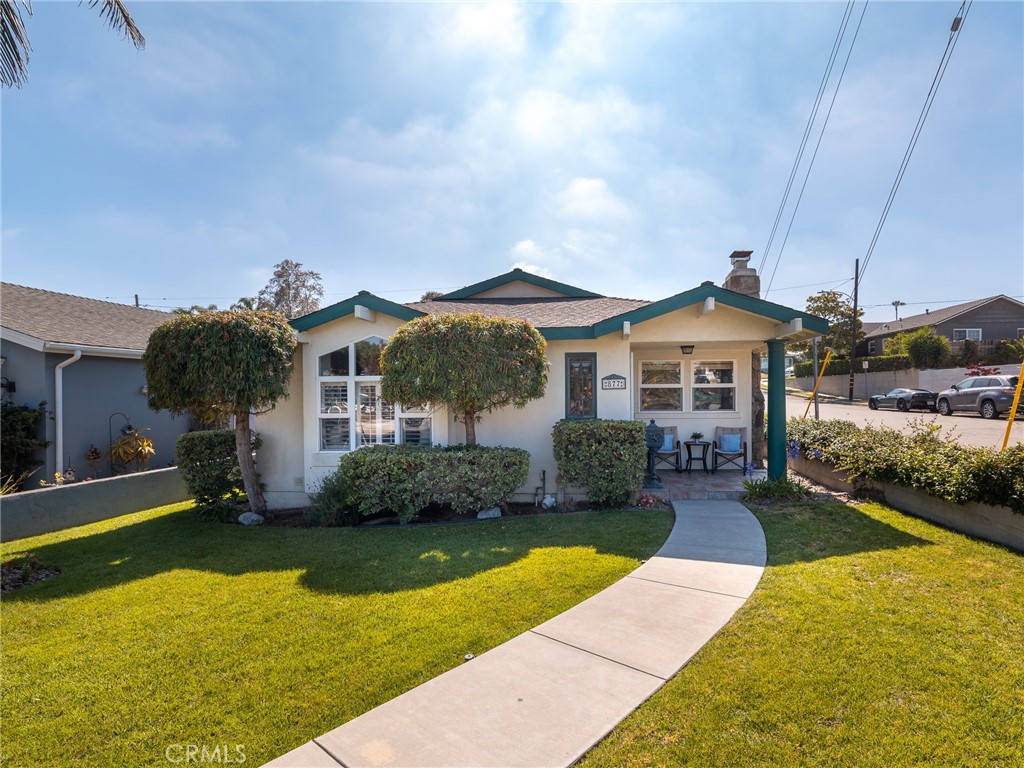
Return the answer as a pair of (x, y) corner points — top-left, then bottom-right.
(787, 417), (1024, 513)
(1, 553), (59, 592)
(552, 420), (646, 507)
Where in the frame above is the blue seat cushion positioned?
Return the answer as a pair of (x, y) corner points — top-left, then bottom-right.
(661, 434), (675, 452)
(720, 434), (741, 453)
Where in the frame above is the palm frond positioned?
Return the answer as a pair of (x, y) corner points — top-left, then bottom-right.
(1, 0), (32, 88)
(84, 0), (144, 49)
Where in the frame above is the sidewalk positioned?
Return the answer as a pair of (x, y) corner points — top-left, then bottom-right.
(263, 500), (766, 768)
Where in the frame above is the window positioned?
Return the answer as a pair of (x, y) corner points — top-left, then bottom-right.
(1017, 328), (1024, 339)
(565, 353), (597, 419)
(640, 361), (682, 412)
(317, 338), (431, 451)
(868, 341), (877, 355)
(692, 360), (735, 412)
(953, 329), (982, 341)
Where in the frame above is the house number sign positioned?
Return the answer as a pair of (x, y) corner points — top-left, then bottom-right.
(601, 374), (627, 390)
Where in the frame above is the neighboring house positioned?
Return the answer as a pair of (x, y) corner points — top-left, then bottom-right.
(0, 283), (189, 482)
(255, 253), (827, 509)
(862, 295), (1024, 356)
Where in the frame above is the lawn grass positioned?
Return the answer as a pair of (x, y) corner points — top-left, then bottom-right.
(0, 502), (673, 767)
(582, 499), (1024, 767)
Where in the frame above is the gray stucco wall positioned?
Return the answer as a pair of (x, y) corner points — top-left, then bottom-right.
(1, 339), (189, 481)
(0, 467), (190, 542)
(55, 354), (187, 477)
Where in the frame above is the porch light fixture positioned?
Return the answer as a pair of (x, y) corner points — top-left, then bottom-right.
(680, 345), (695, 355)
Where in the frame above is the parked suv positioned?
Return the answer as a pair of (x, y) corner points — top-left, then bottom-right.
(936, 375), (1022, 419)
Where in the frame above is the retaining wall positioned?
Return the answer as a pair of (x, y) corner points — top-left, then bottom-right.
(0, 467), (190, 542)
(790, 456), (1023, 553)
(792, 363), (1022, 400)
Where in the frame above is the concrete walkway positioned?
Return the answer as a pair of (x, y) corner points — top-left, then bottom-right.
(263, 500), (766, 768)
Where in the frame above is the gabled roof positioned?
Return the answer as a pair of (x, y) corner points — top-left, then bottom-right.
(864, 295), (1024, 338)
(290, 291), (423, 332)
(0, 282), (172, 351)
(404, 296), (650, 328)
(441, 268), (603, 299)
(293, 272), (827, 342)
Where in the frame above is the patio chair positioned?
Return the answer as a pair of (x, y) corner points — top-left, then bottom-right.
(712, 426), (747, 474)
(653, 425), (682, 473)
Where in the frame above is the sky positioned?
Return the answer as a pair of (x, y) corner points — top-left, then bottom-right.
(2, 0), (1022, 323)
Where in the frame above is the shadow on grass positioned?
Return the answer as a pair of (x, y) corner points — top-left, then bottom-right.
(3, 506), (672, 603)
(753, 500), (932, 566)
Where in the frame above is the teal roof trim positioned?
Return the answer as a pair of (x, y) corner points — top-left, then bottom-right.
(290, 292), (424, 332)
(442, 269), (603, 299)
(591, 284), (829, 337)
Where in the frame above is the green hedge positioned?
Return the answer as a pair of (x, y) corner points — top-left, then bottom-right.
(793, 355), (911, 378)
(552, 420), (647, 507)
(319, 444), (530, 525)
(787, 418), (1024, 513)
(176, 429), (262, 515)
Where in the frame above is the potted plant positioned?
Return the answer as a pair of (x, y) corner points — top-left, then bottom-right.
(690, 431), (704, 443)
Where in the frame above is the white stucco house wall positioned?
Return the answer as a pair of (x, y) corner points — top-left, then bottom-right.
(254, 253), (827, 509)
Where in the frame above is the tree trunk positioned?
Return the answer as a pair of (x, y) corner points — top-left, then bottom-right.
(235, 410), (269, 517)
(463, 410), (477, 446)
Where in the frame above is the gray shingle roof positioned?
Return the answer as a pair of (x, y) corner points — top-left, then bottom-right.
(1, 282), (173, 350)
(404, 296), (651, 327)
(864, 296), (1023, 338)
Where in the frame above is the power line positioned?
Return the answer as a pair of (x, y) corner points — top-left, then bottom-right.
(764, 1), (870, 295)
(858, 1), (972, 283)
(758, 0), (856, 276)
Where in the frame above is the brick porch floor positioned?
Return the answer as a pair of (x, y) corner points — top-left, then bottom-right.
(643, 466), (754, 501)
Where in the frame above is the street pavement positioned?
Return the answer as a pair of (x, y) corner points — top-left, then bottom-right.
(784, 393), (1024, 450)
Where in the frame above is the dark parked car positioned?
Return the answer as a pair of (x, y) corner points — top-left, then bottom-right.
(936, 375), (1022, 419)
(868, 388), (937, 412)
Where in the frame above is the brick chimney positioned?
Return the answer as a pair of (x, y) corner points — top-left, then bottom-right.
(723, 250), (760, 298)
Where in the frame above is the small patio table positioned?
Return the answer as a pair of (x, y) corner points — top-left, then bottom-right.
(684, 441), (710, 474)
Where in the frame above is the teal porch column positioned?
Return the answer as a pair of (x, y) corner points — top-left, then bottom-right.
(766, 339), (787, 479)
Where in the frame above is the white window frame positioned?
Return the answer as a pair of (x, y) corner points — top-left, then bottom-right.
(316, 337), (432, 451)
(953, 328), (982, 341)
(639, 360), (683, 413)
(691, 359), (737, 413)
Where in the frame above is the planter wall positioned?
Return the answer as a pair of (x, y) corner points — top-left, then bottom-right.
(789, 456), (1023, 553)
(0, 467), (190, 543)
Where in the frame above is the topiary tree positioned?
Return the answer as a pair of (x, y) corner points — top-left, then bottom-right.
(381, 313), (548, 446)
(143, 310), (296, 516)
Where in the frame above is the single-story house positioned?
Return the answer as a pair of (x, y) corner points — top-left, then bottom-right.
(0, 283), (189, 481)
(863, 295), (1024, 356)
(255, 252), (827, 509)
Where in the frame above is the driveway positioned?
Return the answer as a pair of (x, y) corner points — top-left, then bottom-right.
(783, 394), (1024, 450)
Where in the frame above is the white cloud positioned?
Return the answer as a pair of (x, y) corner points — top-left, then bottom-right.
(556, 178), (632, 221)
(437, 2), (527, 57)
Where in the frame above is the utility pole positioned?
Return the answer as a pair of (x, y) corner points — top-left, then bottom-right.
(135, 294), (140, 308)
(848, 258), (859, 401)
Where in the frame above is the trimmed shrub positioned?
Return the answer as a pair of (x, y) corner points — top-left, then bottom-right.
(552, 420), (646, 507)
(176, 429), (263, 517)
(787, 417), (1024, 513)
(793, 355), (911, 378)
(334, 444), (530, 525)
(0, 401), (49, 490)
(307, 470), (351, 527)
